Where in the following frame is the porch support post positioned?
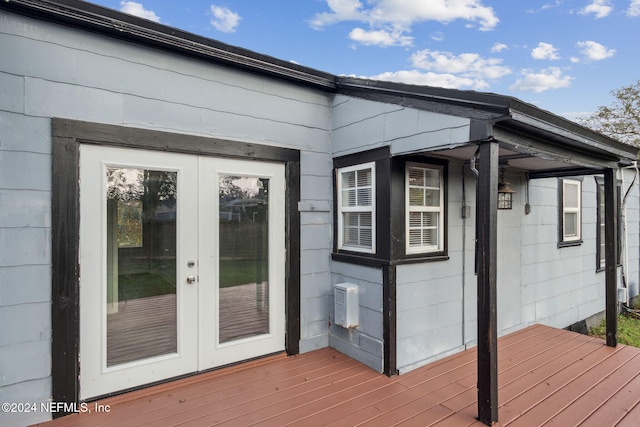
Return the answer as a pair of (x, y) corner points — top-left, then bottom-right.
(604, 168), (618, 347)
(477, 140), (499, 425)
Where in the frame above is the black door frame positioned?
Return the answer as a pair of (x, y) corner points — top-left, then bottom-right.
(51, 118), (301, 415)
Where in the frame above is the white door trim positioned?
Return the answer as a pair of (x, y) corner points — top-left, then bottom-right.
(79, 145), (199, 400)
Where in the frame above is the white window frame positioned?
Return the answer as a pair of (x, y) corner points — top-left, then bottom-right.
(561, 179), (582, 243)
(337, 162), (376, 254)
(405, 163), (444, 255)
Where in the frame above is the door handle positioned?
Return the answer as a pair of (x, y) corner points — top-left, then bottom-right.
(186, 276), (197, 284)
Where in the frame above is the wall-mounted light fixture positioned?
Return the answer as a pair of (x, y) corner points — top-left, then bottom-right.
(498, 168), (514, 209)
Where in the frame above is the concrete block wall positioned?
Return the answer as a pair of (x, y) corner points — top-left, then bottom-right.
(0, 9), (333, 425)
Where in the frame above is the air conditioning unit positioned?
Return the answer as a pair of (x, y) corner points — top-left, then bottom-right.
(334, 283), (359, 328)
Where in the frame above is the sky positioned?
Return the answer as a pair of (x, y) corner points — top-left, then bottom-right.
(87, 0), (640, 122)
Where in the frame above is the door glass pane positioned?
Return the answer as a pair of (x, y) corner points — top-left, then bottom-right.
(106, 168), (177, 366)
(219, 175), (270, 343)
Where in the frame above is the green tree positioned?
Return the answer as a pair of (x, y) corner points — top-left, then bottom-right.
(578, 79), (640, 147)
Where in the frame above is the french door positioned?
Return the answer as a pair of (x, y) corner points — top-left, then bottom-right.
(79, 145), (285, 399)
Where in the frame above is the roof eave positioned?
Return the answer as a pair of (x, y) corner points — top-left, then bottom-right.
(0, 0), (337, 90)
(500, 104), (638, 164)
(338, 77), (638, 164)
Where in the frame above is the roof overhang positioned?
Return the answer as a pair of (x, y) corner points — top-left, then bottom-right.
(0, 0), (337, 90)
(3, 0), (637, 175)
(336, 79), (638, 175)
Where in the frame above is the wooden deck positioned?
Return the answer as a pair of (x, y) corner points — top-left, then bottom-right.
(36, 324), (640, 426)
(106, 283), (270, 365)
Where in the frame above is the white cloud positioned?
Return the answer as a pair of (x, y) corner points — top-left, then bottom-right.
(527, 1), (562, 13)
(579, 0), (613, 19)
(531, 42), (560, 60)
(310, 0), (499, 47)
(431, 32), (445, 42)
(361, 47), (511, 91)
(509, 67), (573, 92)
(491, 43), (508, 53)
(349, 28), (413, 47)
(576, 40), (615, 60)
(628, 0), (640, 16)
(367, 70), (487, 90)
(119, 1), (160, 23)
(309, 0), (367, 28)
(210, 5), (241, 33)
(541, 1), (563, 11)
(410, 49), (511, 80)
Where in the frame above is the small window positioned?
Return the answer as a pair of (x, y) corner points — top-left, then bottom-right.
(406, 163), (444, 254)
(559, 179), (582, 245)
(337, 162), (375, 253)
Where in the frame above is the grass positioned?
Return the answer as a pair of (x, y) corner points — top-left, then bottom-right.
(118, 273), (175, 301)
(219, 258), (268, 288)
(589, 306), (640, 348)
(116, 258), (268, 301)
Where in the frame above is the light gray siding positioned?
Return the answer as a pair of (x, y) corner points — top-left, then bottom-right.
(0, 10), (332, 425)
(2, 7), (639, 425)
(397, 165), (473, 371)
(329, 262), (384, 372)
(396, 167), (640, 372)
(328, 96), (472, 372)
(331, 95), (470, 157)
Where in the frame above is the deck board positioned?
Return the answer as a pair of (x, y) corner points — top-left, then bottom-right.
(106, 283), (269, 367)
(35, 324), (640, 427)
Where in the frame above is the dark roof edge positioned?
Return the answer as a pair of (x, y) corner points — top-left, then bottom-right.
(3, 1), (637, 161)
(1, 0), (337, 90)
(337, 77), (512, 113)
(339, 77), (638, 161)
(505, 100), (638, 160)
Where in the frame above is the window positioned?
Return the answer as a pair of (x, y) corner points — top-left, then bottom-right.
(406, 163), (444, 254)
(559, 178), (582, 245)
(337, 162), (375, 253)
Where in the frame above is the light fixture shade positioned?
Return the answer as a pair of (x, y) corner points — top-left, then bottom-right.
(498, 181), (515, 193)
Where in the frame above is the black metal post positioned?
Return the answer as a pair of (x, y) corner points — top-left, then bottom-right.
(604, 168), (618, 347)
(477, 140), (499, 425)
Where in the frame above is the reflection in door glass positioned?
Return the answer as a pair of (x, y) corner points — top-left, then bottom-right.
(106, 168), (177, 366)
(219, 175), (270, 343)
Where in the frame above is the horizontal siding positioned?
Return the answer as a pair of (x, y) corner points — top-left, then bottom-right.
(331, 95), (470, 157)
(1, 20), (330, 132)
(329, 262), (384, 372)
(0, 10), (334, 424)
(396, 167), (640, 372)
